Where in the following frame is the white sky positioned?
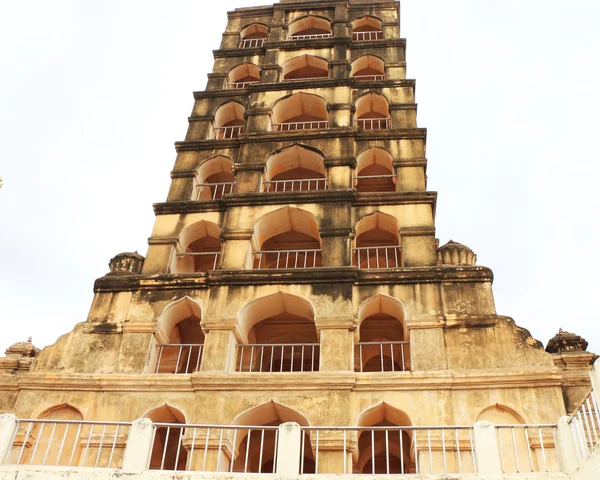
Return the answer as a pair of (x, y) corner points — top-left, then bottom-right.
(0, 0), (599, 356)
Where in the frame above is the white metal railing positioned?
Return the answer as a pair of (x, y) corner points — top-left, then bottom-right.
(3, 419), (131, 468)
(176, 252), (221, 272)
(236, 344), (320, 373)
(272, 121), (328, 131)
(358, 118), (391, 130)
(289, 33), (332, 40)
(353, 246), (402, 269)
(352, 31), (383, 41)
(155, 344), (204, 374)
(214, 126), (244, 139)
(354, 174), (396, 186)
(254, 249), (321, 269)
(299, 426), (476, 474)
(569, 389), (600, 462)
(231, 80), (259, 89)
(195, 182), (234, 200)
(240, 38), (265, 48)
(496, 425), (561, 473)
(284, 76), (328, 82)
(263, 178), (327, 192)
(355, 342), (410, 372)
(354, 74), (387, 81)
(149, 423), (279, 473)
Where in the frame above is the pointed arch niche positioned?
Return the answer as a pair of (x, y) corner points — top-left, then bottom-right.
(230, 401), (315, 473)
(355, 295), (410, 372)
(236, 292), (319, 372)
(145, 405), (188, 471)
(282, 54), (329, 80)
(213, 101), (245, 139)
(239, 23), (268, 48)
(251, 207), (322, 269)
(353, 212), (402, 269)
(288, 15), (332, 39)
(271, 92), (328, 131)
(351, 55), (386, 81)
(194, 156), (234, 201)
(174, 220), (222, 274)
(355, 93), (391, 130)
(355, 403), (415, 474)
(228, 63), (261, 88)
(263, 145), (327, 192)
(352, 16), (384, 41)
(153, 297), (204, 374)
(355, 147), (396, 192)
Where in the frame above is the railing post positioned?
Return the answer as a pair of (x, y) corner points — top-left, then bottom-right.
(0, 414), (18, 465)
(591, 360), (600, 394)
(122, 418), (154, 473)
(276, 422), (301, 477)
(556, 416), (581, 472)
(473, 421), (502, 474)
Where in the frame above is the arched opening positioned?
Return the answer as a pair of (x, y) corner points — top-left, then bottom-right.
(355, 295), (409, 372)
(252, 207), (322, 269)
(240, 23), (268, 48)
(272, 92), (328, 131)
(16, 405), (85, 467)
(353, 212), (401, 269)
(352, 16), (383, 41)
(146, 405), (188, 471)
(351, 55), (386, 81)
(228, 63), (261, 88)
(231, 402), (315, 473)
(237, 293), (319, 372)
(478, 405), (541, 473)
(195, 156), (235, 200)
(214, 102), (245, 139)
(355, 403), (415, 474)
(356, 93), (391, 130)
(355, 147), (396, 192)
(282, 54), (329, 80)
(174, 221), (222, 273)
(288, 15), (332, 39)
(155, 298), (204, 374)
(264, 145), (327, 192)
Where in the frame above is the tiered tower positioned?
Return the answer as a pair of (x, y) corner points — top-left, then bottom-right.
(0, 0), (597, 477)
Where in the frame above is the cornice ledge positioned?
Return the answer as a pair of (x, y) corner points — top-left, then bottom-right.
(207, 267), (358, 286)
(223, 190), (356, 206)
(354, 191), (436, 206)
(356, 266), (494, 285)
(154, 201), (226, 215)
(191, 372), (356, 391)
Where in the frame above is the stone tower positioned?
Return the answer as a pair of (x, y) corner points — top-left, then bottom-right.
(0, 0), (598, 478)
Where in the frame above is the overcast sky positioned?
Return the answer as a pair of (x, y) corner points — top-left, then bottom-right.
(1, 0), (598, 357)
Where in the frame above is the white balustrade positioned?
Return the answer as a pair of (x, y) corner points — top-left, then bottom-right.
(236, 344), (320, 373)
(569, 389), (600, 463)
(358, 118), (391, 130)
(272, 121), (328, 131)
(240, 38), (265, 48)
(263, 178), (327, 192)
(254, 249), (321, 269)
(155, 344), (204, 374)
(495, 425), (561, 473)
(353, 246), (402, 269)
(214, 126), (244, 139)
(289, 33), (332, 40)
(176, 252), (221, 272)
(354, 74), (387, 81)
(195, 182), (234, 200)
(352, 31), (383, 41)
(355, 341), (410, 372)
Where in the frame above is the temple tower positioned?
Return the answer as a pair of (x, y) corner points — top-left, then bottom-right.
(0, 0), (597, 477)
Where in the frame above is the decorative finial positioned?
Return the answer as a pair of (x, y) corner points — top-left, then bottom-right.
(27, 337), (32, 343)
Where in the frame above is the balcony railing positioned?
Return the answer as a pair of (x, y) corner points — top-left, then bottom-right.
(195, 182), (234, 200)
(240, 38), (265, 48)
(254, 249), (321, 269)
(236, 344), (320, 372)
(300, 426), (476, 474)
(354, 74), (387, 81)
(214, 126), (244, 139)
(272, 121), (328, 131)
(569, 389), (600, 462)
(3, 419), (131, 468)
(231, 80), (259, 89)
(496, 425), (560, 473)
(358, 118), (391, 130)
(149, 423), (278, 473)
(263, 178), (327, 192)
(355, 341), (410, 372)
(289, 33), (332, 40)
(155, 344), (204, 374)
(352, 31), (383, 41)
(177, 252), (221, 272)
(353, 246), (402, 269)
